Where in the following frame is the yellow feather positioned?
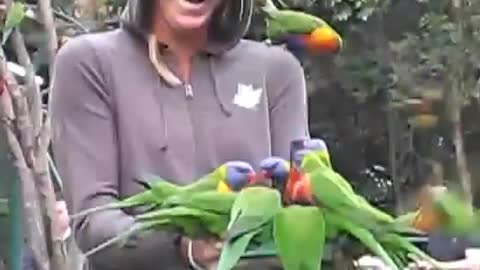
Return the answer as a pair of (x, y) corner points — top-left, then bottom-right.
(217, 180), (232, 193)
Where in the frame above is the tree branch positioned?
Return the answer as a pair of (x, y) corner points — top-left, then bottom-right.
(38, 0), (58, 110)
(2, 0), (66, 268)
(0, 46), (50, 270)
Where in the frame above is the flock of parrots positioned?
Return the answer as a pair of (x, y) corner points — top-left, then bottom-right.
(68, 2), (478, 270)
(70, 137), (480, 270)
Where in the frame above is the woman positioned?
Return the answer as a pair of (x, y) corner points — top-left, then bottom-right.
(50, 0), (309, 269)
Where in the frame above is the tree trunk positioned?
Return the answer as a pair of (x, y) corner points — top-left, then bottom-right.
(453, 119), (473, 205)
(449, 0), (474, 206)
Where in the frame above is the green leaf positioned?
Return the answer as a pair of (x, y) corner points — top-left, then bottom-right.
(2, 2), (26, 45)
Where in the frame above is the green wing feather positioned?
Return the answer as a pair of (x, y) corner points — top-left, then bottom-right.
(273, 206), (326, 270)
(266, 10), (330, 40)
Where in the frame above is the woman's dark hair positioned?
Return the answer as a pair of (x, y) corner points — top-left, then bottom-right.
(124, 0), (253, 45)
(134, 0), (155, 30)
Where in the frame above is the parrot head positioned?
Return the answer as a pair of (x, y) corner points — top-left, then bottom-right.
(284, 138), (330, 204)
(258, 157), (290, 190)
(217, 161), (256, 193)
(304, 138), (328, 150)
(429, 188), (480, 233)
(289, 138), (330, 169)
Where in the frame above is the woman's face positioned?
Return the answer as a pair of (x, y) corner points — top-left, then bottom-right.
(156, 0), (223, 32)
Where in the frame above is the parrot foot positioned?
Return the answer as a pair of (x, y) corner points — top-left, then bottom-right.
(263, 39), (273, 46)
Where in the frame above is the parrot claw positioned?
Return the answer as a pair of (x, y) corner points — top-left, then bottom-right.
(263, 39), (273, 45)
(133, 177), (152, 190)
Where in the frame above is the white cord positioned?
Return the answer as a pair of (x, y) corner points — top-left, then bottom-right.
(187, 240), (206, 270)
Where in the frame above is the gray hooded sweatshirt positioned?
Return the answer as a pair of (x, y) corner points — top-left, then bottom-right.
(50, 0), (310, 269)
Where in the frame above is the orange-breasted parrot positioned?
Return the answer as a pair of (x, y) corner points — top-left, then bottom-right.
(286, 150), (445, 270)
(285, 138), (337, 205)
(257, 138), (333, 203)
(70, 161), (256, 219)
(256, 0), (343, 55)
(397, 186), (480, 235)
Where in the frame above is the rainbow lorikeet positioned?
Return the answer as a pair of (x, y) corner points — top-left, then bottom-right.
(256, 0), (343, 55)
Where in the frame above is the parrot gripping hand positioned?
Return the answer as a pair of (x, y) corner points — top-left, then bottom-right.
(78, 161), (257, 259)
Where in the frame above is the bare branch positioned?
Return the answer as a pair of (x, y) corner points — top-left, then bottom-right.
(1, 0), (66, 268)
(38, 0), (59, 110)
(0, 46), (50, 270)
(5, 125), (51, 270)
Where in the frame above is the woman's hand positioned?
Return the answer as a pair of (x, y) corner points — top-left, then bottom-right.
(179, 236), (223, 270)
(52, 200), (71, 241)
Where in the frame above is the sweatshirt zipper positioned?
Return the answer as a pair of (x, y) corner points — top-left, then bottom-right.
(182, 80), (197, 178)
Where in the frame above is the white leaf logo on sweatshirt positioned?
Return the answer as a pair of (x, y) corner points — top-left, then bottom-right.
(233, 83), (263, 110)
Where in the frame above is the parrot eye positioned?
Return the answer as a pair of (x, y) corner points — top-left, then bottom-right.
(260, 157), (286, 170)
(236, 166), (253, 174)
(227, 171), (252, 191)
(293, 150), (311, 164)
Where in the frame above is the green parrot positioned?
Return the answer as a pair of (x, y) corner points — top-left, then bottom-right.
(430, 189), (480, 234)
(83, 190), (240, 257)
(70, 161), (256, 219)
(255, 0), (343, 54)
(392, 185), (480, 237)
(257, 138), (333, 197)
(294, 150), (396, 226)
(289, 151), (444, 269)
(273, 205), (326, 270)
(216, 186), (283, 270)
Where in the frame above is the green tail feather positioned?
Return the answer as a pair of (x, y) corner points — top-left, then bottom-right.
(387, 251), (406, 269)
(70, 191), (158, 219)
(83, 220), (166, 257)
(380, 233), (444, 269)
(384, 244), (410, 269)
(349, 228), (399, 270)
(325, 211), (399, 270)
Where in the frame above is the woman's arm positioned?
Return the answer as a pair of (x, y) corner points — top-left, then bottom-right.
(50, 36), (183, 270)
(266, 46), (310, 158)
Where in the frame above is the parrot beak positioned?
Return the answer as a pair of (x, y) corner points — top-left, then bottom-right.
(250, 171), (272, 187)
(261, 169), (272, 179)
(247, 172), (258, 185)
